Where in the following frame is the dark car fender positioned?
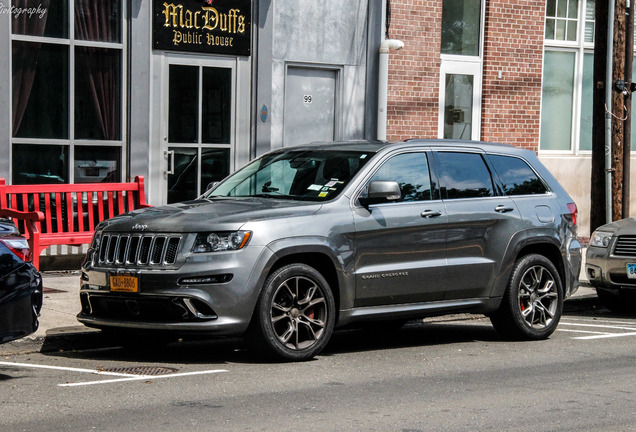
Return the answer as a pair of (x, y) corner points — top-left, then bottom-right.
(258, 236), (354, 311)
(489, 228), (569, 299)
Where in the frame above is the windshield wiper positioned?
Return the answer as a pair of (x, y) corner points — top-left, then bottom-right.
(251, 193), (295, 199)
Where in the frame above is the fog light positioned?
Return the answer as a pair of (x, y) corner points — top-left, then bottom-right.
(179, 274), (233, 285)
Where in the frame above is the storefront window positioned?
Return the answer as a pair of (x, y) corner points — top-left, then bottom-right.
(540, 51), (575, 151)
(74, 146), (121, 183)
(169, 65), (199, 143)
(441, 0), (481, 56)
(542, 0), (636, 152)
(75, 0), (122, 43)
(12, 41), (69, 139)
(10, 0), (125, 184)
(12, 144), (68, 184)
(579, 53), (594, 151)
(75, 47), (122, 140)
(444, 74), (474, 140)
(202, 68), (232, 144)
(584, 0), (595, 43)
(545, 0), (579, 41)
(11, 0), (68, 39)
(167, 148), (230, 203)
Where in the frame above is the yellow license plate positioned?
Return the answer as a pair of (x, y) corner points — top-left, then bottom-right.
(110, 274), (139, 293)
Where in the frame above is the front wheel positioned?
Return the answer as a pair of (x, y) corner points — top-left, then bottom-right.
(490, 254), (563, 340)
(247, 264), (336, 361)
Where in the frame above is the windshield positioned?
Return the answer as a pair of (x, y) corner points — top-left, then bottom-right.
(204, 150), (373, 201)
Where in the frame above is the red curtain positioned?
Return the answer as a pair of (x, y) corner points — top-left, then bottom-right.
(11, 0), (50, 136)
(75, 0), (120, 140)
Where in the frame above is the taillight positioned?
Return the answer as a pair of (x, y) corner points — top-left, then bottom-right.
(0, 237), (32, 262)
(566, 203), (578, 226)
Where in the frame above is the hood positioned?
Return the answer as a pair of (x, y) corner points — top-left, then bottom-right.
(596, 217), (636, 235)
(100, 197), (322, 233)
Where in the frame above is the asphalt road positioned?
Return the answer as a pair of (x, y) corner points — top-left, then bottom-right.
(2, 307), (636, 432)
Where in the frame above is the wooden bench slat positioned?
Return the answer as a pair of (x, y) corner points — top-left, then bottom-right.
(87, 191), (95, 232)
(0, 176), (150, 270)
(44, 193), (52, 235)
(77, 192), (85, 233)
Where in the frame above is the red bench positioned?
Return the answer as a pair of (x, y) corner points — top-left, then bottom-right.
(0, 176), (151, 270)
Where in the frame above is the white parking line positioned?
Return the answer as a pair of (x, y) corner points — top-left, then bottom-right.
(560, 322), (636, 332)
(59, 369), (227, 387)
(562, 317), (636, 326)
(573, 332), (636, 340)
(0, 361), (227, 387)
(558, 329), (613, 335)
(558, 320), (636, 339)
(0, 361), (141, 378)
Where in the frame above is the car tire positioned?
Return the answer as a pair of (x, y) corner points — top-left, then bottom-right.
(490, 254), (563, 340)
(247, 263), (336, 361)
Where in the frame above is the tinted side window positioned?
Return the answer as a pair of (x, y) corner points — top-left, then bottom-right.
(489, 155), (547, 195)
(368, 152), (433, 202)
(436, 152), (494, 199)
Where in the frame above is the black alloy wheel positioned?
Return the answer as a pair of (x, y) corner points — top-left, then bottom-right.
(247, 263), (335, 361)
(490, 254), (563, 340)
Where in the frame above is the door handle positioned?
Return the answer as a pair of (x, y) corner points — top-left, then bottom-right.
(495, 204), (514, 213)
(164, 150), (174, 175)
(421, 210), (442, 218)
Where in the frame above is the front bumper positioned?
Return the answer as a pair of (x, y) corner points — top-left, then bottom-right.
(586, 246), (636, 292)
(77, 245), (272, 336)
(565, 237), (582, 298)
(0, 263), (42, 344)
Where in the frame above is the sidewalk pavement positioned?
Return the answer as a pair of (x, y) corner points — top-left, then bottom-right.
(1, 260), (600, 357)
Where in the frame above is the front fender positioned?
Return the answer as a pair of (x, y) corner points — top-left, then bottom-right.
(264, 236), (355, 310)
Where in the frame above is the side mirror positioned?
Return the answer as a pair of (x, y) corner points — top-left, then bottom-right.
(359, 180), (401, 208)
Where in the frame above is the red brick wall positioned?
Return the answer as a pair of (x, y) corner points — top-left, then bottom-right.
(481, 0), (545, 151)
(386, 1), (442, 141)
(386, 0), (545, 151)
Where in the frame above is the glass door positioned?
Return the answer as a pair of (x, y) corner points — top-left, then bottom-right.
(438, 60), (481, 141)
(163, 59), (234, 204)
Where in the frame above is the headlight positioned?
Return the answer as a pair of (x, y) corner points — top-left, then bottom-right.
(590, 230), (613, 248)
(193, 231), (252, 253)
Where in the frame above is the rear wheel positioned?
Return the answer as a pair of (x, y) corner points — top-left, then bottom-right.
(247, 263), (336, 361)
(490, 254), (563, 340)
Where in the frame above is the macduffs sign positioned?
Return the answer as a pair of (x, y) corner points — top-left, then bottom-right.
(153, 0), (251, 56)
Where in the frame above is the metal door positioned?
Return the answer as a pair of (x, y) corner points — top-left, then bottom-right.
(353, 151), (448, 307)
(433, 149), (523, 300)
(438, 60), (482, 141)
(283, 66), (338, 147)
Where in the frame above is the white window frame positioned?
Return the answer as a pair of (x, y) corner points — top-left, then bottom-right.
(540, 0), (595, 155)
(437, 0), (486, 141)
(160, 54), (238, 203)
(9, 0), (128, 182)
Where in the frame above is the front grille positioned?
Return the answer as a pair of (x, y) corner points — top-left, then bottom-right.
(80, 293), (217, 322)
(97, 233), (182, 267)
(613, 235), (636, 257)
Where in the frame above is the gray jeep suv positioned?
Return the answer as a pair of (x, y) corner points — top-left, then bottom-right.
(78, 140), (581, 360)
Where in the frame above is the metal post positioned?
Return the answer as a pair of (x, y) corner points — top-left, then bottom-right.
(624, 0), (634, 217)
(606, 0), (616, 223)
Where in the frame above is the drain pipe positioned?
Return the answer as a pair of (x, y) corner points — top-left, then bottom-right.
(377, 39), (404, 140)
